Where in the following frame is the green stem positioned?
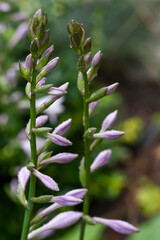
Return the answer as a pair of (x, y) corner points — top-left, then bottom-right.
(80, 65), (91, 240)
(20, 57), (38, 240)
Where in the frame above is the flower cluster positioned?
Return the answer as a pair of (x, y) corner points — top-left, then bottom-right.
(17, 10), (138, 240)
(18, 10), (87, 240)
(67, 20), (138, 239)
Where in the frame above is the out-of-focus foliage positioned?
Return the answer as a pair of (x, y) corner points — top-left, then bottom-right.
(58, 223), (105, 240)
(128, 214), (160, 240)
(120, 117), (143, 145)
(136, 178), (160, 216)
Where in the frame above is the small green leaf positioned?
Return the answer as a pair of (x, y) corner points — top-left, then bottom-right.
(83, 128), (96, 140)
(32, 127), (52, 135)
(17, 183), (27, 208)
(83, 215), (96, 225)
(34, 84), (52, 93)
(86, 87), (107, 103)
(31, 195), (53, 203)
(77, 71), (84, 95)
(79, 157), (86, 187)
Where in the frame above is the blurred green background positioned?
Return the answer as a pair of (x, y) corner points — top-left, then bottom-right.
(1, 0), (160, 239)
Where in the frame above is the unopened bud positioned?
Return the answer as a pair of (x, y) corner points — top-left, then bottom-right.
(25, 54), (33, 73)
(83, 52), (92, 65)
(36, 57), (59, 83)
(83, 37), (91, 54)
(30, 38), (40, 57)
(92, 51), (102, 68)
(36, 45), (54, 71)
(86, 87), (107, 103)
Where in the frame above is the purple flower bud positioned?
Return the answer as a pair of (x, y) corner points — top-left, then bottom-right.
(58, 82), (69, 92)
(25, 54), (33, 72)
(48, 87), (66, 96)
(40, 152), (78, 165)
(107, 82), (119, 95)
(41, 29), (49, 45)
(53, 119), (72, 135)
(18, 166), (30, 191)
(90, 150), (112, 173)
(31, 189), (87, 224)
(51, 195), (83, 206)
(36, 115), (48, 128)
(89, 100), (100, 116)
(92, 51), (102, 68)
(36, 57), (59, 82)
(32, 169), (59, 191)
(36, 78), (47, 87)
(100, 110), (118, 132)
(83, 52), (92, 65)
(93, 217), (139, 234)
(28, 211), (82, 239)
(66, 188), (87, 199)
(93, 130), (124, 140)
(36, 229), (54, 240)
(42, 45), (54, 58)
(47, 133), (72, 146)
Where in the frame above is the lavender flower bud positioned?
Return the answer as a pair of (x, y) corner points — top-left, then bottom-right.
(30, 38), (40, 57)
(36, 78), (46, 87)
(90, 150), (112, 173)
(65, 188), (87, 199)
(51, 195), (83, 206)
(48, 87), (66, 96)
(18, 166), (30, 191)
(83, 52), (92, 65)
(93, 217), (139, 234)
(92, 51), (102, 68)
(47, 133), (72, 146)
(40, 30), (49, 50)
(100, 110), (118, 132)
(89, 100), (100, 116)
(19, 61), (31, 82)
(31, 189), (87, 224)
(42, 45), (54, 58)
(107, 82), (119, 95)
(53, 119), (72, 135)
(36, 45), (54, 71)
(32, 168), (59, 191)
(40, 152), (78, 165)
(58, 82), (69, 92)
(36, 57), (59, 83)
(28, 211), (82, 239)
(25, 54), (33, 73)
(36, 115), (48, 128)
(93, 130), (124, 140)
(83, 37), (91, 54)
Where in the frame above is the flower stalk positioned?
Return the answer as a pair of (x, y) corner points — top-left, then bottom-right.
(20, 57), (37, 240)
(79, 59), (91, 240)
